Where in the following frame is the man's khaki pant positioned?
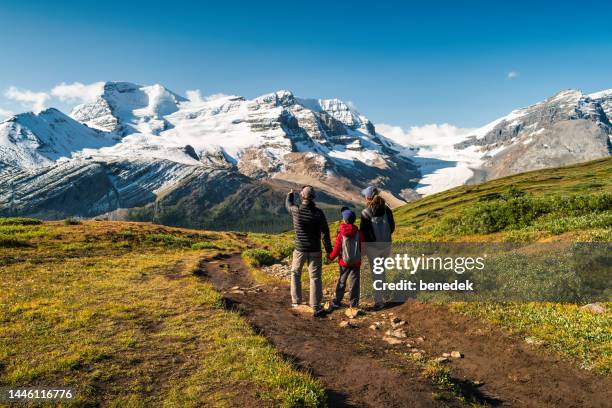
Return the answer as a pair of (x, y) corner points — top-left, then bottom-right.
(290, 250), (323, 310)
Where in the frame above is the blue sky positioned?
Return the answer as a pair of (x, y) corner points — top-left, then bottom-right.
(1, 0), (611, 128)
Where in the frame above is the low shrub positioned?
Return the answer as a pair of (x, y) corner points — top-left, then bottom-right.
(144, 233), (192, 248)
(191, 241), (220, 250)
(64, 218), (82, 225)
(242, 249), (276, 267)
(271, 241), (294, 260)
(0, 217), (42, 226)
(435, 191), (611, 235)
(0, 236), (29, 248)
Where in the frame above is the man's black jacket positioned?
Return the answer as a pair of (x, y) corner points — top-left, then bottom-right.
(286, 193), (332, 253)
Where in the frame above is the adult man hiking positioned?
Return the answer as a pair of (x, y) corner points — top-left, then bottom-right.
(286, 186), (333, 317)
(360, 186), (395, 310)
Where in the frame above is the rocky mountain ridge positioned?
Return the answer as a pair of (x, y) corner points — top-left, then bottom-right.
(0, 82), (610, 230)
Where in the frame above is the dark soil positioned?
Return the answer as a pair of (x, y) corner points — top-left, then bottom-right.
(203, 255), (611, 407)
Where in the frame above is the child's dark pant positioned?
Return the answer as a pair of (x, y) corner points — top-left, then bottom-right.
(333, 265), (360, 307)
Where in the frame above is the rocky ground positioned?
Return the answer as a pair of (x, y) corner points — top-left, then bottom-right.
(204, 254), (612, 407)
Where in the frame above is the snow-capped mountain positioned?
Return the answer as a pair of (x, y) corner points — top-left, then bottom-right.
(0, 108), (117, 171)
(0, 81), (610, 229)
(0, 82), (418, 229)
(457, 89), (612, 181)
(384, 89), (612, 194)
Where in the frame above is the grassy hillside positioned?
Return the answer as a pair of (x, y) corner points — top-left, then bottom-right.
(0, 219), (325, 407)
(393, 157), (612, 242)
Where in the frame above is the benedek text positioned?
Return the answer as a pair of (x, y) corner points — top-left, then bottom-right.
(373, 280), (474, 291)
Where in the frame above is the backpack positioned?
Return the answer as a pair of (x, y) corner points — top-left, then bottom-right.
(342, 231), (361, 266)
(365, 207), (392, 242)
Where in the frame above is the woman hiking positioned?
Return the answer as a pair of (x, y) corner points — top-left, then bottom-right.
(360, 186), (395, 310)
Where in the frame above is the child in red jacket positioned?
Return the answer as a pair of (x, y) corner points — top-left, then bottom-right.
(327, 208), (364, 308)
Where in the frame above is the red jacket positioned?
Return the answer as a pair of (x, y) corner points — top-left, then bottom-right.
(328, 223), (365, 267)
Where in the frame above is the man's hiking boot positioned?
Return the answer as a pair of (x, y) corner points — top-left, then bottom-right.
(291, 303), (300, 308)
(372, 302), (385, 311)
(313, 308), (326, 318)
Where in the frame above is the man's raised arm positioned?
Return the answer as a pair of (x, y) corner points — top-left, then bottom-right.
(286, 189), (297, 215)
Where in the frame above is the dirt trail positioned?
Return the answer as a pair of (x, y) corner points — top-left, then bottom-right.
(203, 255), (448, 408)
(203, 254), (611, 407)
(393, 301), (612, 408)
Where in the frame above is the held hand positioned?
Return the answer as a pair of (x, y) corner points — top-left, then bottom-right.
(289, 188), (294, 194)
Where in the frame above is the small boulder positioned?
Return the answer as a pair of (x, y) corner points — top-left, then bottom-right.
(525, 336), (545, 346)
(292, 305), (312, 314)
(442, 352), (450, 358)
(369, 322), (382, 330)
(580, 303), (606, 315)
(383, 336), (403, 345)
(385, 328), (407, 338)
(339, 320), (354, 328)
(391, 316), (402, 324)
(345, 308), (363, 319)
(415, 336), (425, 343)
(450, 351), (463, 358)
(434, 357), (449, 364)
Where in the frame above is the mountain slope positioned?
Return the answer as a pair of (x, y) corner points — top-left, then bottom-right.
(384, 89), (612, 195)
(456, 89), (612, 181)
(392, 156), (612, 241)
(0, 82), (419, 230)
(0, 108), (117, 171)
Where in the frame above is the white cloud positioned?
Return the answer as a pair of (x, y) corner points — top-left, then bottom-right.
(376, 123), (483, 196)
(0, 107), (13, 120)
(185, 89), (204, 103)
(507, 71), (520, 80)
(51, 81), (105, 103)
(185, 90), (230, 104)
(4, 86), (50, 112)
(376, 123), (475, 147)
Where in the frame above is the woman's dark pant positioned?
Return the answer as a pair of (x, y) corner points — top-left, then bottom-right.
(333, 265), (360, 307)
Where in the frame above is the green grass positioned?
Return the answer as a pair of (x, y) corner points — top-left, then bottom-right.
(190, 241), (221, 250)
(144, 233), (194, 247)
(0, 217), (42, 226)
(452, 302), (612, 374)
(433, 192), (611, 236)
(393, 157), (612, 241)
(0, 219), (325, 407)
(242, 248), (276, 267)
